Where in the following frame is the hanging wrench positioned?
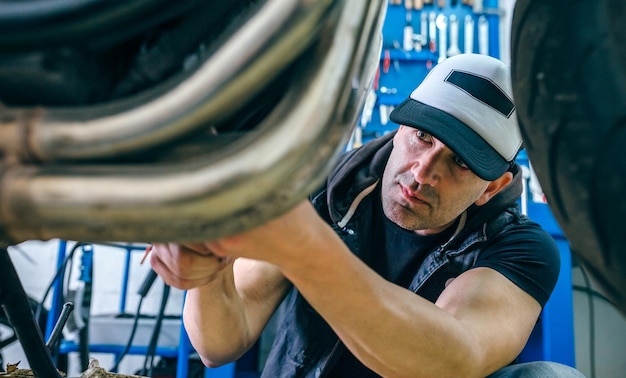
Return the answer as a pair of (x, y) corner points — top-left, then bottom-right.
(436, 13), (447, 63)
(464, 14), (474, 54)
(420, 11), (428, 48)
(447, 14), (461, 57)
(478, 15), (488, 55)
(403, 20), (414, 51)
(403, 0), (414, 51)
(473, 0), (483, 14)
(428, 11), (437, 53)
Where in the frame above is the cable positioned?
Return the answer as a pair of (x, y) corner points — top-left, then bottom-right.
(572, 285), (615, 307)
(109, 295), (147, 373)
(0, 0), (105, 24)
(137, 270), (159, 298)
(141, 283), (170, 377)
(110, 268), (161, 373)
(577, 261), (596, 378)
(35, 242), (86, 327)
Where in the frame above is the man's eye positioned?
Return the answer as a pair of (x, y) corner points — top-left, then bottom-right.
(416, 130), (428, 140)
(453, 155), (468, 168)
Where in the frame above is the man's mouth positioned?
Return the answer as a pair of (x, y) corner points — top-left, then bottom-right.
(400, 184), (428, 205)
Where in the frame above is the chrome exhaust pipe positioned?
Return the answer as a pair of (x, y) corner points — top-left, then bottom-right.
(0, 0), (386, 244)
(1, 0), (336, 161)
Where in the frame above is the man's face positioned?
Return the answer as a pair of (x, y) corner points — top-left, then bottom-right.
(381, 126), (491, 235)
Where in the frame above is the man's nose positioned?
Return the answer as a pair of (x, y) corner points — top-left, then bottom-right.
(411, 149), (443, 186)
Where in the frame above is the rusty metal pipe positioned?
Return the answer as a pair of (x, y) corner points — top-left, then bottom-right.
(0, 0), (332, 162)
(0, 0), (385, 245)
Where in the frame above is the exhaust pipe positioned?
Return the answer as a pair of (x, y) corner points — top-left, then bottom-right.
(0, 0), (386, 244)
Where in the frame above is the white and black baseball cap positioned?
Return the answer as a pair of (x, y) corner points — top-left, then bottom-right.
(389, 53), (522, 181)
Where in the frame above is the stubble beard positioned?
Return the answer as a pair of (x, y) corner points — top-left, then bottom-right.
(381, 180), (436, 231)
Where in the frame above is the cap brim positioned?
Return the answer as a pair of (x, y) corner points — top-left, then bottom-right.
(389, 99), (510, 181)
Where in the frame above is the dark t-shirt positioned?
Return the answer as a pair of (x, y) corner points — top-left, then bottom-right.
(374, 209), (456, 286)
(328, 198), (559, 377)
(328, 202), (454, 377)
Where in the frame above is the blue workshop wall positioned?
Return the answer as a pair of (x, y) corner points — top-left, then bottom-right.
(356, 0), (501, 145)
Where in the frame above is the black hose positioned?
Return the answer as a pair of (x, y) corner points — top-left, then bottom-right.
(142, 283), (170, 377)
(110, 268), (159, 373)
(0, 0), (107, 25)
(109, 296), (146, 373)
(0, 0), (195, 50)
(35, 242), (86, 326)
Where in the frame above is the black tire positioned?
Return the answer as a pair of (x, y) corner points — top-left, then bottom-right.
(511, 0), (626, 314)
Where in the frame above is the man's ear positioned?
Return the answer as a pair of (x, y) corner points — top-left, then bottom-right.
(475, 171), (513, 206)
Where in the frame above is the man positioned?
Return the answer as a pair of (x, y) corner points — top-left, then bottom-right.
(150, 54), (584, 377)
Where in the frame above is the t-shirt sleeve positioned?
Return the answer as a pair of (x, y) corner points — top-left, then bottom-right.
(473, 222), (561, 307)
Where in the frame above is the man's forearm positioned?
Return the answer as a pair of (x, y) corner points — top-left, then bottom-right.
(183, 258), (290, 367)
(183, 268), (252, 367)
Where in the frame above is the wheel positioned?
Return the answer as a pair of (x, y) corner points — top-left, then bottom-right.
(511, 0), (626, 314)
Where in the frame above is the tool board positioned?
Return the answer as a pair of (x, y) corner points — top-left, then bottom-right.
(355, 0), (502, 146)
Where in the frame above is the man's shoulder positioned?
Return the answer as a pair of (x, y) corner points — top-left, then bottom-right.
(473, 211), (561, 307)
(488, 206), (557, 246)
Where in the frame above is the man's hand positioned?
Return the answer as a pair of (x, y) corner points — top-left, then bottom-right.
(149, 200), (317, 290)
(149, 243), (234, 290)
(203, 200), (323, 265)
